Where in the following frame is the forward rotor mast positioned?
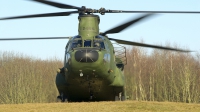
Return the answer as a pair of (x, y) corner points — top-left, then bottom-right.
(78, 15), (100, 39)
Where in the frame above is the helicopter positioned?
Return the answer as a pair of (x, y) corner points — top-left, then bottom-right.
(0, 0), (200, 102)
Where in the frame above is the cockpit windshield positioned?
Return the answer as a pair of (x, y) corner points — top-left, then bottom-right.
(71, 39), (82, 49)
(94, 39), (105, 49)
(84, 40), (91, 47)
(68, 35), (105, 49)
(69, 35), (82, 49)
(94, 35), (105, 49)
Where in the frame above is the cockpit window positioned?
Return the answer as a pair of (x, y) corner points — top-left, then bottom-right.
(84, 40), (91, 47)
(94, 39), (105, 49)
(94, 35), (105, 49)
(71, 39), (82, 49)
(66, 36), (82, 51)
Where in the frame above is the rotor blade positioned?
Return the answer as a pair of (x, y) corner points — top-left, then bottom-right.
(31, 0), (82, 10)
(102, 14), (154, 36)
(107, 10), (200, 14)
(108, 38), (192, 52)
(0, 11), (78, 20)
(0, 37), (71, 41)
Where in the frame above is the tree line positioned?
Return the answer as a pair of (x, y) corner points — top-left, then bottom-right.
(0, 51), (62, 104)
(125, 46), (200, 103)
(0, 45), (199, 104)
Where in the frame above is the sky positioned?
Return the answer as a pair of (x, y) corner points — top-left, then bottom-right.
(0, 0), (200, 60)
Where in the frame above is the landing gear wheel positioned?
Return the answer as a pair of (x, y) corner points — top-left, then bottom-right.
(121, 96), (125, 101)
(115, 96), (119, 101)
(57, 92), (68, 102)
(115, 92), (125, 101)
(57, 96), (62, 102)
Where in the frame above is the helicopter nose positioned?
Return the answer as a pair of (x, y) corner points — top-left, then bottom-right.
(75, 49), (98, 62)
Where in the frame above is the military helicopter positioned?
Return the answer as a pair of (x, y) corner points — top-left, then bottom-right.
(0, 0), (199, 102)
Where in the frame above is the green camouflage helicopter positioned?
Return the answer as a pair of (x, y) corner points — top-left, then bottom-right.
(0, 0), (199, 102)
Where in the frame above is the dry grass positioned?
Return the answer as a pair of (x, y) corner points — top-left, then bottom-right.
(0, 101), (200, 112)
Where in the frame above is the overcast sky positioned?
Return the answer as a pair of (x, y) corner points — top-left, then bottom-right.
(0, 0), (200, 59)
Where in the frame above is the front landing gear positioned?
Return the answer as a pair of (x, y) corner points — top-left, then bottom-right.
(57, 92), (68, 102)
(114, 86), (126, 101)
(115, 92), (125, 101)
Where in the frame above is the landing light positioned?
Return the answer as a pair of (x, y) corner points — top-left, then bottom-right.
(80, 73), (83, 77)
(79, 70), (83, 77)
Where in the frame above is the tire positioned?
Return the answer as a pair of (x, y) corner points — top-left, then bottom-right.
(121, 96), (125, 101)
(115, 96), (119, 101)
(57, 96), (62, 102)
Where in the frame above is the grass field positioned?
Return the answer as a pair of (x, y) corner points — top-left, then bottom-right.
(0, 101), (200, 112)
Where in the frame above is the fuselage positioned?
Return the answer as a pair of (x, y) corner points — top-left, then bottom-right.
(56, 14), (125, 101)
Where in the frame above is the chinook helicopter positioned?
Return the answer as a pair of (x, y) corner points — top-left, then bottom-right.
(0, 0), (199, 102)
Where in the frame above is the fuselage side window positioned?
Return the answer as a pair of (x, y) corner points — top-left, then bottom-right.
(66, 41), (72, 52)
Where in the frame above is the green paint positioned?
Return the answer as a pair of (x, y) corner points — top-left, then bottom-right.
(56, 14), (126, 101)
